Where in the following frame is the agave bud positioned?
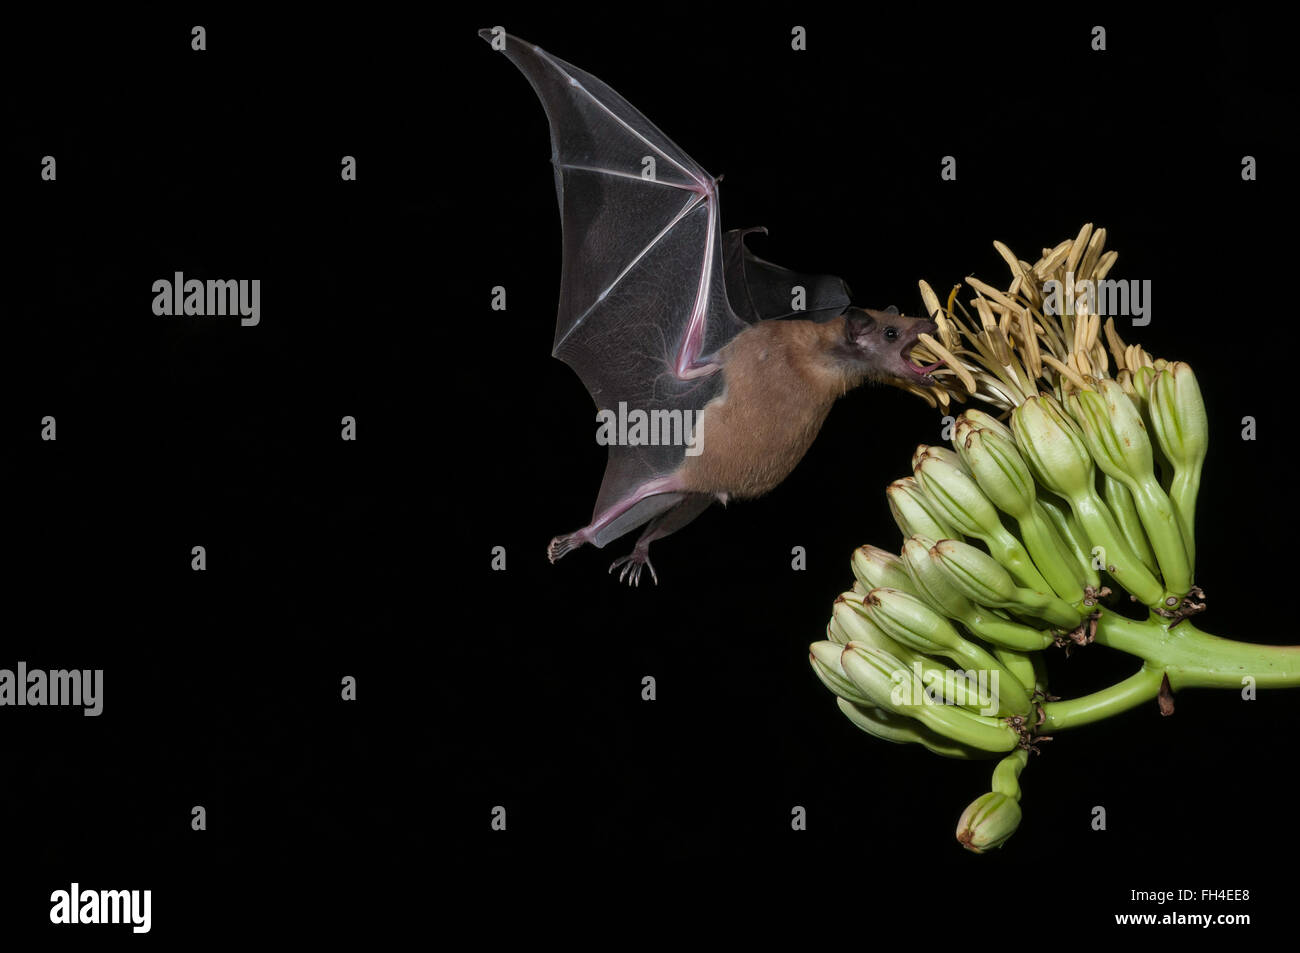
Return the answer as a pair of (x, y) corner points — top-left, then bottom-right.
(862, 587), (966, 657)
(914, 452), (1004, 539)
(1130, 364), (1156, 406)
(960, 428), (1037, 519)
(809, 641), (876, 705)
(900, 535), (968, 616)
(958, 408), (1015, 442)
(903, 537), (1055, 653)
(1148, 362), (1208, 469)
(1148, 362), (1208, 560)
(960, 428), (1087, 602)
(929, 539), (1018, 606)
(1013, 397), (1168, 607)
(1069, 380), (1192, 596)
(831, 592), (901, 654)
(1012, 395), (1094, 500)
(851, 545), (914, 595)
(840, 642), (913, 714)
(931, 540), (1081, 629)
(916, 450), (1056, 595)
(835, 698), (991, 759)
(956, 792), (1023, 853)
(843, 643), (1022, 750)
(1068, 380), (1155, 487)
(864, 587), (1032, 714)
(912, 444), (968, 473)
(886, 477), (961, 541)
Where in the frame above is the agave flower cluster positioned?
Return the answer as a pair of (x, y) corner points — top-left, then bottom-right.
(809, 225), (1224, 852)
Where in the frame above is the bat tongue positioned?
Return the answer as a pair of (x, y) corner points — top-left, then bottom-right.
(906, 348), (945, 379)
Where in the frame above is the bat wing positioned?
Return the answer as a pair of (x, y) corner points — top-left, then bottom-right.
(484, 30), (753, 544)
(723, 227), (852, 323)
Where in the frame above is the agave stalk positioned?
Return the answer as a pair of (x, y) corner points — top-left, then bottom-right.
(811, 225), (1300, 853)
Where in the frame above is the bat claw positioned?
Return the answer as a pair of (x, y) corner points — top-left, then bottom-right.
(608, 551), (659, 587)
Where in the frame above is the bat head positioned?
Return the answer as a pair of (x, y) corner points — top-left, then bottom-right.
(840, 306), (943, 387)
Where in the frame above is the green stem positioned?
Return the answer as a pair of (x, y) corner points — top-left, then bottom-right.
(1040, 613), (1300, 731)
(1040, 667), (1165, 731)
(991, 747), (1030, 800)
(1093, 613), (1300, 689)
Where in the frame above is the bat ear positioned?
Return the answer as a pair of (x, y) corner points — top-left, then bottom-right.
(885, 305), (900, 315)
(843, 307), (876, 341)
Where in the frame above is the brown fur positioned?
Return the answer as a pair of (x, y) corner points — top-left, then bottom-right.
(679, 316), (868, 499)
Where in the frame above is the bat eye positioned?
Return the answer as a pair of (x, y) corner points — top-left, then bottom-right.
(884, 326), (899, 341)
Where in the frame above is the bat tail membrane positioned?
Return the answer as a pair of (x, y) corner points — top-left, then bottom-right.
(723, 228), (852, 324)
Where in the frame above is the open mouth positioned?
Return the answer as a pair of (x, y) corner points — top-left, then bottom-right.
(905, 350), (945, 381)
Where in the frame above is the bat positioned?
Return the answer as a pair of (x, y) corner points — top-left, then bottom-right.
(482, 29), (942, 584)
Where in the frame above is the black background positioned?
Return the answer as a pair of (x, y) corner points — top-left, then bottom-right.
(3, 7), (1295, 940)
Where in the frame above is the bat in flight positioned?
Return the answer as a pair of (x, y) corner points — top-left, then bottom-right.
(482, 29), (942, 585)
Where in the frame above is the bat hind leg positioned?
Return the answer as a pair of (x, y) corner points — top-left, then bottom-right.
(548, 475), (686, 565)
(609, 493), (715, 587)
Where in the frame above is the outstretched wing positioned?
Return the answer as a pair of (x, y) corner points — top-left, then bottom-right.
(723, 227), (852, 323)
(483, 30), (749, 542)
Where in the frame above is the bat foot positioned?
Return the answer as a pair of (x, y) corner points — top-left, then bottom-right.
(548, 532), (587, 563)
(608, 551), (659, 587)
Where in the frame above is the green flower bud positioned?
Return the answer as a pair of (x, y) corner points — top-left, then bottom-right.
(915, 453), (1004, 539)
(961, 428), (1037, 520)
(912, 444), (969, 474)
(831, 592), (904, 652)
(840, 642), (913, 714)
(931, 540), (1081, 629)
(902, 536), (1054, 654)
(886, 477), (961, 541)
(1131, 365), (1156, 405)
(1148, 362), (1207, 470)
(862, 587), (965, 657)
(842, 642), (1021, 749)
(1011, 395), (1095, 500)
(958, 408), (1015, 442)
(929, 539), (1018, 606)
(1068, 381), (1155, 487)
(1070, 379), (1192, 596)
(1148, 362), (1208, 562)
(835, 698), (993, 760)
(809, 640), (874, 706)
(863, 586), (1034, 713)
(956, 792), (1023, 853)
(1013, 397), (1168, 607)
(852, 545), (914, 595)
(900, 535), (969, 616)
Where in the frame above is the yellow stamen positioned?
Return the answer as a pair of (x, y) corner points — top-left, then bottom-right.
(1093, 250), (1118, 282)
(1065, 223), (1094, 276)
(918, 333), (976, 394)
(1078, 227), (1106, 283)
(1034, 241), (1072, 279)
(1104, 317), (1128, 370)
(1018, 307), (1043, 380)
(1042, 353), (1090, 393)
(964, 275), (1019, 313)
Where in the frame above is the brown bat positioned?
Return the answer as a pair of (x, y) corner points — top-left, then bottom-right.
(484, 30), (942, 584)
